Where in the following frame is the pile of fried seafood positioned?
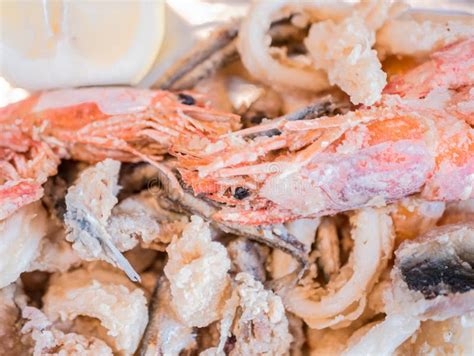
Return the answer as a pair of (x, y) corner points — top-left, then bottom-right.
(1, 1), (473, 355)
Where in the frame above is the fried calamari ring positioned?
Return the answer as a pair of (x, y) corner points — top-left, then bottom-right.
(284, 208), (394, 329)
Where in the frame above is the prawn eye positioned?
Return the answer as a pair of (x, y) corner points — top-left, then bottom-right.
(234, 187), (250, 200)
(178, 93), (196, 105)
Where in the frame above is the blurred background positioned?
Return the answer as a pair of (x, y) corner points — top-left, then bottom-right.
(0, 0), (472, 106)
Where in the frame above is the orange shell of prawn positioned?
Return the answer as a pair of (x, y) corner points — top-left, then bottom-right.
(176, 37), (474, 225)
(0, 87), (240, 219)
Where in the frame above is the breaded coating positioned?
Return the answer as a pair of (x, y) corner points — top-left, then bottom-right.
(377, 17), (474, 57)
(231, 273), (292, 355)
(164, 215), (231, 327)
(140, 278), (196, 355)
(64, 159), (122, 262)
(395, 317), (474, 355)
(0, 202), (48, 288)
(200, 273), (292, 356)
(65, 159), (184, 280)
(0, 284), (29, 355)
(21, 306), (113, 356)
(109, 191), (188, 251)
(28, 227), (82, 273)
(227, 238), (269, 282)
(305, 14), (386, 105)
(391, 198), (445, 244)
(308, 327), (353, 355)
(43, 267), (148, 355)
(286, 208), (394, 329)
(271, 219), (319, 280)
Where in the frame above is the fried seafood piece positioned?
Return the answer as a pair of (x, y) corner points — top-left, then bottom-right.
(395, 316), (474, 356)
(230, 273), (292, 355)
(307, 268), (392, 355)
(390, 197), (445, 245)
(0, 284), (30, 355)
(383, 36), (474, 100)
(342, 222), (474, 355)
(177, 37), (474, 225)
(0, 202), (48, 288)
(270, 218), (319, 279)
(393, 223), (474, 302)
(377, 9), (474, 58)
(237, 0), (328, 92)
(307, 327), (354, 356)
(0, 87), (240, 220)
(439, 199), (474, 225)
(65, 159), (141, 281)
(227, 238), (269, 282)
(305, 12), (386, 105)
(283, 208), (394, 329)
(42, 266), (148, 355)
(28, 226), (82, 273)
(139, 277), (196, 356)
(109, 190), (189, 252)
(164, 215), (231, 327)
(158, 176), (310, 265)
(65, 159), (186, 280)
(238, 0), (394, 105)
(21, 306), (113, 356)
(342, 317), (416, 356)
(201, 273), (292, 356)
(315, 216), (341, 281)
(287, 313), (306, 356)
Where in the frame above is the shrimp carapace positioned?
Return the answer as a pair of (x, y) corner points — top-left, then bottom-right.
(0, 87), (240, 220)
(176, 37), (474, 225)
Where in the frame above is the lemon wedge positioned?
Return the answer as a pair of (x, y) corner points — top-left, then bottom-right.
(0, 1), (165, 90)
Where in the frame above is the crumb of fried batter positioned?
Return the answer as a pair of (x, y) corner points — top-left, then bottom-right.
(306, 14), (386, 106)
(225, 273), (292, 355)
(164, 215), (231, 328)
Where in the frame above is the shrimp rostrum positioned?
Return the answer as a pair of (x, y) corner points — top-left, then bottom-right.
(176, 37), (474, 226)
